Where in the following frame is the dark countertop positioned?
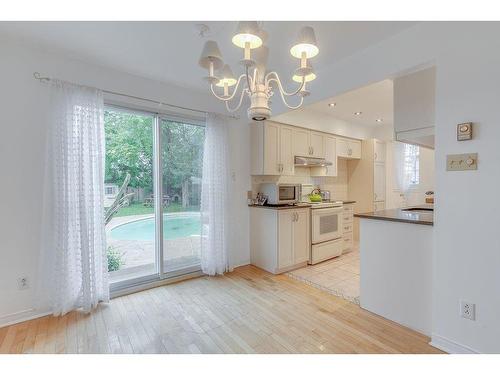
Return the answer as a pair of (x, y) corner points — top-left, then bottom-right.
(248, 203), (312, 210)
(355, 207), (433, 226)
(342, 201), (356, 204)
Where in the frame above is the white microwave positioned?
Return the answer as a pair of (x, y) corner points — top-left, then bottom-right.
(260, 183), (300, 205)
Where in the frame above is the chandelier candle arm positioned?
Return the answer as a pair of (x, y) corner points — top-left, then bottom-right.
(265, 71), (306, 97)
(225, 88), (248, 113)
(210, 74), (247, 101)
(276, 88), (305, 110)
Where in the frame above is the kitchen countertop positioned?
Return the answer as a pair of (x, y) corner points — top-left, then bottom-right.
(248, 200), (356, 210)
(248, 203), (312, 210)
(355, 207), (433, 226)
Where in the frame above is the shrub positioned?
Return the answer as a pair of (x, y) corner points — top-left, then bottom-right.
(107, 246), (124, 272)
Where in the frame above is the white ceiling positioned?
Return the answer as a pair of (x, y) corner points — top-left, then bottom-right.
(302, 79), (394, 127)
(0, 21), (416, 92)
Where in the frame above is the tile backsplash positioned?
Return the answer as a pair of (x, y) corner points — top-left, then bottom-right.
(251, 159), (348, 201)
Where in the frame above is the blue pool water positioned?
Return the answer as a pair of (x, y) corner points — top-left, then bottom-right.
(110, 214), (201, 241)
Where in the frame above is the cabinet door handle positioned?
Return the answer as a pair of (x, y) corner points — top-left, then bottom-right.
(374, 193), (377, 200)
(374, 152), (377, 160)
(311, 146), (314, 155)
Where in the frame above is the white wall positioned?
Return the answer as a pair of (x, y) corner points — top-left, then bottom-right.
(385, 142), (435, 209)
(269, 22), (500, 353)
(0, 36), (251, 324)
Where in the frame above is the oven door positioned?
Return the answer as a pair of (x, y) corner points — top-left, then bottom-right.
(312, 207), (343, 244)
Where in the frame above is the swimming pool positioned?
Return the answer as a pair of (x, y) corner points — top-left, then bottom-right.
(110, 213), (201, 241)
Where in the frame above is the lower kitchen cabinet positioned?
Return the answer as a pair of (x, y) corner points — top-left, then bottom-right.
(342, 203), (354, 252)
(250, 207), (310, 274)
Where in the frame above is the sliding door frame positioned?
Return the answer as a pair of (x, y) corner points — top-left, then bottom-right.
(106, 103), (204, 295)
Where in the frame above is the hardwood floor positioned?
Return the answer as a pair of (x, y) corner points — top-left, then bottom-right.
(0, 265), (443, 354)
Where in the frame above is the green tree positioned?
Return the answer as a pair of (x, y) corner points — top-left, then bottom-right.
(161, 121), (204, 207)
(104, 110), (154, 193)
(104, 110), (205, 208)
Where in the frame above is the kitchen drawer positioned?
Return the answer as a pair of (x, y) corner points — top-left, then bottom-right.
(343, 204), (354, 213)
(342, 222), (353, 234)
(343, 212), (353, 223)
(343, 234), (353, 251)
(310, 238), (343, 264)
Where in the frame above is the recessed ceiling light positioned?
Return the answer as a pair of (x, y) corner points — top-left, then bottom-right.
(328, 103), (336, 107)
(376, 118), (383, 123)
(354, 111), (362, 115)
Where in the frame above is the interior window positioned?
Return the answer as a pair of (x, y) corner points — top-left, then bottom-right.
(404, 143), (420, 186)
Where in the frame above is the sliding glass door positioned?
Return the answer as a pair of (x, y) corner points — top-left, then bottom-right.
(104, 106), (204, 290)
(160, 118), (204, 274)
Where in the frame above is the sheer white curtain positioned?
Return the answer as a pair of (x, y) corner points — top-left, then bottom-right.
(200, 113), (230, 275)
(38, 79), (109, 316)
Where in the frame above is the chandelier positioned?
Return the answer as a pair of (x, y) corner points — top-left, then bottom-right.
(198, 22), (319, 121)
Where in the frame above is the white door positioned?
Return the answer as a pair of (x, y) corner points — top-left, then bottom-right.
(280, 126), (294, 175)
(278, 211), (294, 269)
(374, 161), (386, 202)
(293, 210), (310, 264)
(263, 122), (280, 175)
(374, 140), (386, 162)
(293, 128), (311, 157)
(323, 135), (337, 176)
(310, 132), (324, 158)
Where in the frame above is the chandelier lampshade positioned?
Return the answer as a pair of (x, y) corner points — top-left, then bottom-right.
(293, 71), (316, 83)
(231, 21), (263, 49)
(198, 40), (224, 69)
(216, 64), (237, 87)
(290, 26), (319, 59)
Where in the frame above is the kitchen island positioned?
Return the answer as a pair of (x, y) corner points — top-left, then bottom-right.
(355, 207), (433, 336)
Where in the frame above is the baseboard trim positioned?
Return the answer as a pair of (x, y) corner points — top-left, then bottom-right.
(0, 309), (51, 329)
(430, 334), (479, 354)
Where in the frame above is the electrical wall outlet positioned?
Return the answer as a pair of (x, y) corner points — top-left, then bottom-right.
(460, 300), (476, 320)
(17, 277), (29, 290)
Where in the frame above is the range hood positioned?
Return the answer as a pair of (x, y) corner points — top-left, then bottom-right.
(294, 156), (333, 167)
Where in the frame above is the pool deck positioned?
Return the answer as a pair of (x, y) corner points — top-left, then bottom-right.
(106, 213), (201, 280)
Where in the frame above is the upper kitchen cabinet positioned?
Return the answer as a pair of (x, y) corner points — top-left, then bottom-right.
(292, 127), (310, 157)
(310, 131), (325, 158)
(310, 134), (337, 177)
(337, 138), (361, 159)
(292, 128), (326, 158)
(394, 67), (435, 149)
(250, 121), (294, 175)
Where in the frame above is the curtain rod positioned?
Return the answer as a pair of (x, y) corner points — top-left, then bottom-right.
(32, 72), (240, 120)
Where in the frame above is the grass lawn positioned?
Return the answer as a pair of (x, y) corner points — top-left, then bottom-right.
(114, 202), (200, 217)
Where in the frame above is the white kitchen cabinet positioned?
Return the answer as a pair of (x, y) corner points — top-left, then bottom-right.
(373, 162), (386, 202)
(250, 121), (294, 175)
(311, 135), (337, 177)
(337, 138), (361, 159)
(279, 125), (295, 175)
(250, 207), (310, 274)
(342, 203), (354, 252)
(263, 121), (280, 175)
(347, 139), (386, 241)
(292, 127), (311, 157)
(310, 131), (325, 158)
(374, 139), (386, 162)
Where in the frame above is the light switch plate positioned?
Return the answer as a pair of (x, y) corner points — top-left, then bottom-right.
(446, 153), (478, 171)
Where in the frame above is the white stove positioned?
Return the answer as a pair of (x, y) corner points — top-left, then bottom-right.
(308, 201), (343, 209)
